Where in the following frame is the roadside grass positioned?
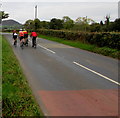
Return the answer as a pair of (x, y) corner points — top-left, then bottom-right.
(0, 35), (2, 117)
(38, 35), (120, 59)
(2, 35), (43, 117)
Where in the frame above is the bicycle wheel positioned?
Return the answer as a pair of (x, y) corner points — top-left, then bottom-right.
(20, 41), (24, 49)
(15, 40), (17, 47)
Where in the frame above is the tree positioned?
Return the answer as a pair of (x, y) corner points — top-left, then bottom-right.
(62, 16), (74, 29)
(100, 21), (104, 26)
(103, 15), (111, 32)
(90, 23), (101, 32)
(74, 17), (95, 31)
(105, 15), (110, 26)
(34, 18), (41, 31)
(24, 19), (41, 31)
(0, 11), (9, 19)
(24, 19), (34, 31)
(41, 21), (50, 29)
(0, 11), (9, 23)
(49, 18), (63, 30)
(110, 18), (120, 31)
(76, 17), (95, 25)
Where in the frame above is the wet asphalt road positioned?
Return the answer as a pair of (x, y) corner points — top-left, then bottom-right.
(3, 33), (119, 116)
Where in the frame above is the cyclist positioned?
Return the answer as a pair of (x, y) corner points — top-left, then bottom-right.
(13, 30), (18, 46)
(30, 31), (37, 48)
(23, 29), (28, 46)
(19, 29), (24, 48)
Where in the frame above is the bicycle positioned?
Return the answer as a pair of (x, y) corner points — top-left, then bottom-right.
(31, 37), (37, 49)
(20, 39), (24, 49)
(24, 38), (28, 47)
(13, 32), (18, 47)
(14, 39), (17, 47)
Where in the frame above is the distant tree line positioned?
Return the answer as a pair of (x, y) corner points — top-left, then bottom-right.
(1, 11), (120, 50)
(24, 15), (120, 32)
(1, 10), (119, 32)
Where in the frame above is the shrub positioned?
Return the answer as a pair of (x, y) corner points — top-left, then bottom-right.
(32, 29), (120, 50)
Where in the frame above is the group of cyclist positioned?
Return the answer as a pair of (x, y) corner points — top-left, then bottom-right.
(13, 29), (38, 49)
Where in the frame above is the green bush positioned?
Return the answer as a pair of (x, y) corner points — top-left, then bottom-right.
(38, 29), (120, 49)
(3, 29), (120, 49)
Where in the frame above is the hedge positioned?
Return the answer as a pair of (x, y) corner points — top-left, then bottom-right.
(2, 29), (120, 49)
(37, 29), (120, 50)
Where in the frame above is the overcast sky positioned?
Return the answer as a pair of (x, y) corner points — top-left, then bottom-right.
(2, 0), (120, 2)
(1, 1), (120, 24)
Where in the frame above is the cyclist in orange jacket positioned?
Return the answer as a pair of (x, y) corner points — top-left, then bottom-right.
(19, 29), (24, 48)
(19, 29), (24, 42)
(23, 29), (28, 46)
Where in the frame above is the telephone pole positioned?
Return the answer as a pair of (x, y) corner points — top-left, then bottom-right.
(118, 1), (120, 18)
(35, 5), (37, 19)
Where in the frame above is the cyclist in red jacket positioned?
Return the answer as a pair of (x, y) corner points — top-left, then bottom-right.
(30, 31), (37, 48)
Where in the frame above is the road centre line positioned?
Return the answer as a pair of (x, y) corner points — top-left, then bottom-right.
(38, 44), (56, 54)
(73, 61), (120, 86)
(29, 40), (55, 54)
(29, 39), (119, 85)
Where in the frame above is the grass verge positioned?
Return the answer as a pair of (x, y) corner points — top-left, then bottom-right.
(0, 35), (2, 117)
(2, 35), (43, 117)
(38, 35), (120, 59)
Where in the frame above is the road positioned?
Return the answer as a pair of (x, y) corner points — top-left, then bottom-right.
(3, 33), (119, 116)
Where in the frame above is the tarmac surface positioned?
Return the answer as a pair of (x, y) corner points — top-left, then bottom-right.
(3, 33), (119, 116)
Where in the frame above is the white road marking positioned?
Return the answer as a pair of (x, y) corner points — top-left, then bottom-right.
(7, 35), (119, 86)
(29, 40), (55, 54)
(29, 40), (32, 43)
(38, 44), (56, 54)
(73, 61), (120, 86)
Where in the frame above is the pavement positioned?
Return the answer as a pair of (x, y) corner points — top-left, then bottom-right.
(3, 33), (119, 116)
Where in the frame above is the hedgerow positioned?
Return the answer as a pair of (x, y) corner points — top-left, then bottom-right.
(2, 29), (120, 49)
(37, 29), (120, 49)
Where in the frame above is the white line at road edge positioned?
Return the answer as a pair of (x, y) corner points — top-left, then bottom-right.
(73, 61), (120, 86)
(29, 40), (55, 54)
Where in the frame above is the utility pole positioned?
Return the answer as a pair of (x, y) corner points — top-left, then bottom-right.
(34, 5), (37, 31)
(118, 1), (120, 18)
(35, 5), (37, 19)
